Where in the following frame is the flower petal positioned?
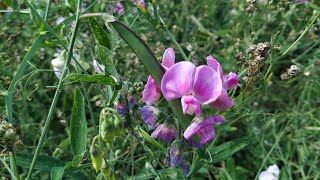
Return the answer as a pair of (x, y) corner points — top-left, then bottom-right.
(266, 165), (280, 178)
(93, 60), (105, 74)
(192, 65), (223, 104)
(161, 48), (175, 70)
(151, 124), (177, 142)
(161, 62), (196, 100)
(181, 95), (201, 116)
(223, 72), (238, 90)
(209, 90), (234, 111)
(142, 76), (161, 105)
(206, 55), (223, 77)
(258, 171), (277, 180)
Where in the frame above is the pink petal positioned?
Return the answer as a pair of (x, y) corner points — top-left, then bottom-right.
(181, 95), (201, 116)
(192, 65), (223, 104)
(209, 90), (234, 111)
(161, 62), (196, 100)
(206, 55), (223, 77)
(142, 76), (161, 105)
(198, 125), (215, 144)
(161, 48), (175, 70)
(223, 72), (238, 90)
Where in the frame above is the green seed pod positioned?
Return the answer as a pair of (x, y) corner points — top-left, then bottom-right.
(90, 144), (103, 173)
(100, 109), (124, 144)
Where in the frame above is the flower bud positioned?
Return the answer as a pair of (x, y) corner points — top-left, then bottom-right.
(151, 123), (177, 142)
(139, 105), (159, 128)
(90, 144), (103, 172)
(170, 140), (184, 167)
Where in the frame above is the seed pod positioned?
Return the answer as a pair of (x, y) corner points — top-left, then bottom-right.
(90, 144), (103, 173)
(100, 109), (124, 144)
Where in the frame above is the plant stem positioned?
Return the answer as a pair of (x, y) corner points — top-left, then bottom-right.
(25, 0), (82, 178)
(164, 27), (189, 61)
(0, 158), (17, 180)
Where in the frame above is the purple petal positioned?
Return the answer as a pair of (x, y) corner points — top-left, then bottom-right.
(209, 90), (234, 111)
(142, 76), (161, 105)
(198, 125), (215, 145)
(206, 55), (223, 77)
(180, 161), (191, 176)
(161, 62), (196, 100)
(93, 60), (105, 74)
(151, 124), (177, 142)
(223, 72), (238, 90)
(139, 105), (157, 128)
(181, 95), (201, 116)
(161, 48), (175, 70)
(137, 0), (145, 6)
(192, 65), (223, 104)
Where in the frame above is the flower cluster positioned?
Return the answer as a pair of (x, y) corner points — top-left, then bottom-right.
(139, 48), (238, 173)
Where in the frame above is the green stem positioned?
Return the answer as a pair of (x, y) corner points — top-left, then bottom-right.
(44, 0), (51, 21)
(25, 0), (82, 178)
(0, 158), (17, 180)
(164, 27), (189, 61)
(278, 12), (320, 59)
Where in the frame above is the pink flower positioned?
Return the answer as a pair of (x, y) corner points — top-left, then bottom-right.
(206, 56), (238, 111)
(141, 48), (176, 105)
(142, 76), (161, 105)
(161, 61), (223, 116)
(183, 116), (224, 148)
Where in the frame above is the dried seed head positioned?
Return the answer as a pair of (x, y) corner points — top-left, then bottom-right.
(280, 73), (290, 81)
(287, 65), (301, 76)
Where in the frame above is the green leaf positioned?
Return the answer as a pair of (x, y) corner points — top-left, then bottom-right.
(209, 138), (250, 163)
(66, 74), (117, 86)
(16, 153), (65, 172)
(70, 88), (87, 156)
(98, 46), (118, 78)
(3, 0), (19, 9)
(29, 3), (45, 32)
(110, 20), (164, 85)
(89, 18), (112, 49)
(139, 128), (166, 152)
(72, 155), (83, 167)
(51, 166), (65, 180)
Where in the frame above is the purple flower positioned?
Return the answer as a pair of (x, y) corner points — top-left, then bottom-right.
(206, 56), (238, 111)
(151, 123), (177, 142)
(114, 94), (137, 116)
(183, 116), (225, 148)
(141, 48), (176, 105)
(161, 61), (223, 116)
(170, 140), (184, 167)
(139, 105), (158, 128)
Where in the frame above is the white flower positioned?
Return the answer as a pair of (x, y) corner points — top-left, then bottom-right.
(93, 60), (105, 74)
(258, 164), (280, 180)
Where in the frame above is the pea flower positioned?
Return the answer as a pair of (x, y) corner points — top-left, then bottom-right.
(180, 161), (191, 176)
(206, 56), (238, 111)
(258, 164), (280, 180)
(142, 48), (175, 105)
(139, 105), (159, 128)
(151, 123), (177, 142)
(161, 61), (223, 116)
(183, 116), (224, 148)
(114, 94), (137, 116)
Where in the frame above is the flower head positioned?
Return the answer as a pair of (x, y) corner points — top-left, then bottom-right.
(183, 116), (224, 148)
(139, 105), (159, 128)
(258, 164), (280, 180)
(151, 123), (177, 142)
(161, 61), (223, 116)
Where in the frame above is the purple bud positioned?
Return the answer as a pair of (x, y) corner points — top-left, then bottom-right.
(114, 96), (127, 116)
(170, 140), (184, 167)
(139, 106), (158, 128)
(180, 161), (191, 176)
(151, 123), (177, 142)
(183, 116), (224, 148)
